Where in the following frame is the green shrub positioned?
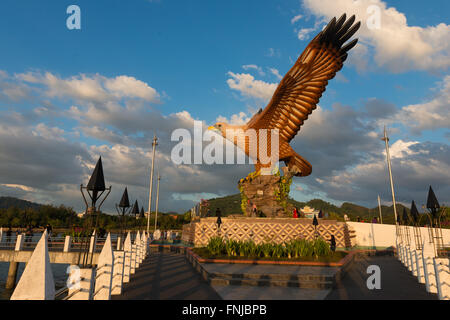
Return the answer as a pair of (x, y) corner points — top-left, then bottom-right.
(207, 237), (332, 260)
(207, 236), (225, 256)
(238, 242), (246, 257)
(272, 243), (285, 259)
(295, 238), (313, 257)
(225, 239), (239, 257)
(260, 243), (273, 258)
(287, 239), (297, 258)
(312, 238), (331, 257)
(247, 240), (258, 257)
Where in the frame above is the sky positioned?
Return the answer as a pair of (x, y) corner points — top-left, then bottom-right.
(0, 0), (448, 214)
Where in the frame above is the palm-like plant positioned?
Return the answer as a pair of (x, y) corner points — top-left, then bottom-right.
(261, 243), (273, 258)
(207, 236), (224, 256)
(312, 238), (331, 258)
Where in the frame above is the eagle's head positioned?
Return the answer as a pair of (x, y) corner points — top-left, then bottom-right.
(208, 122), (232, 137)
(208, 122), (225, 136)
(208, 122), (247, 140)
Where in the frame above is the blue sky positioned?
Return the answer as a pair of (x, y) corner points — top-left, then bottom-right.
(0, 0), (448, 213)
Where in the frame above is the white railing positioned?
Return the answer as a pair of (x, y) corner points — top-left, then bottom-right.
(7, 230), (151, 300)
(396, 233), (450, 300)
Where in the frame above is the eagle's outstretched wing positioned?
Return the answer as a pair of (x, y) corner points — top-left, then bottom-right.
(246, 14), (360, 143)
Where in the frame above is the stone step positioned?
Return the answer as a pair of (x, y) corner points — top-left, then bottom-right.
(209, 276), (334, 289)
(209, 272), (334, 282)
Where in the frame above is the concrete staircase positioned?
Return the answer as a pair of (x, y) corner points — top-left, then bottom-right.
(207, 271), (335, 289)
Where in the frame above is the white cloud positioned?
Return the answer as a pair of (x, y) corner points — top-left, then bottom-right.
(226, 72), (277, 101)
(104, 75), (159, 101)
(32, 123), (66, 142)
(297, 27), (316, 40)
(242, 64), (265, 76)
(291, 14), (303, 24)
(335, 73), (349, 83)
(1, 184), (35, 192)
(395, 75), (450, 134)
(269, 68), (283, 80)
(16, 71), (160, 103)
(319, 141), (450, 205)
(386, 140), (420, 159)
(216, 112), (251, 126)
(266, 48), (281, 58)
(349, 42), (370, 72)
(301, 0), (450, 73)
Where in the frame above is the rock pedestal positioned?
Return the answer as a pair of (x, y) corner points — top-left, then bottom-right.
(238, 168), (293, 217)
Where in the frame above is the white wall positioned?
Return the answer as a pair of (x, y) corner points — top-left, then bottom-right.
(347, 222), (450, 248)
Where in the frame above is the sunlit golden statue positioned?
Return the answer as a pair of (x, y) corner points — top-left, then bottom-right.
(209, 14), (360, 177)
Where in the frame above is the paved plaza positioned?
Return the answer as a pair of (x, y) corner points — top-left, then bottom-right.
(114, 251), (438, 300)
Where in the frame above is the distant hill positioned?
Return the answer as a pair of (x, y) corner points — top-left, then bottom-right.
(0, 196), (41, 210)
(202, 193), (414, 224)
(203, 194), (242, 216)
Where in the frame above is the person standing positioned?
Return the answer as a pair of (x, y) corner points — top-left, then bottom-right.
(292, 207), (298, 218)
(215, 208), (222, 226)
(6, 226), (12, 243)
(251, 204), (257, 217)
(25, 225), (33, 243)
(330, 235), (336, 252)
(46, 224), (52, 247)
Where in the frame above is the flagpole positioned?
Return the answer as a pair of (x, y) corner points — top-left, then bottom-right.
(147, 135), (158, 234)
(154, 173), (160, 231)
(381, 126), (398, 224)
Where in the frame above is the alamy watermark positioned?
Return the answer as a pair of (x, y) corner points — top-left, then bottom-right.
(366, 265), (381, 289)
(171, 121), (280, 175)
(366, 4), (381, 30)
(66, 265), (81, 290)
(66, 5), (81, 30)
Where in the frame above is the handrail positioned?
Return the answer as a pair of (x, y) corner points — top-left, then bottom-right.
(62, 288), (81, 300)
(55, 286), (69, 300)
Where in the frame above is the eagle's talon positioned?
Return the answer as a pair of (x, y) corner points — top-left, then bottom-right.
(288, 165), (302, 177)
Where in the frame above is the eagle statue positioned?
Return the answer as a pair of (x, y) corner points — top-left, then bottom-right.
(209, 14), (361, 177)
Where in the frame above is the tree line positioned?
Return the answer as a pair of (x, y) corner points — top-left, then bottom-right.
(0, 204), (190, 231)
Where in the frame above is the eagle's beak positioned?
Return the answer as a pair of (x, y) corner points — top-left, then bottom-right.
(208, 125), (218, 131)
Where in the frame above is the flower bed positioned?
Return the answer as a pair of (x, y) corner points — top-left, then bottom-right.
(191, 236), (347, 265)
(192, 247), (347, 263)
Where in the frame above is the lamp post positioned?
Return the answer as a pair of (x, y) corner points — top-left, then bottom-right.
(147, 135), (158, 234)
(312, 214), (319, 239)
(396, 213), (404, 244)
(115, 187), (131, 248)
(381, 126), (398, 224)
(80, 156), (111, 267)
(410, 200), (422, 250)
(402, 207), (411, 246)
(424, 186), (444, 257)
(132, 200), (140, 231)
